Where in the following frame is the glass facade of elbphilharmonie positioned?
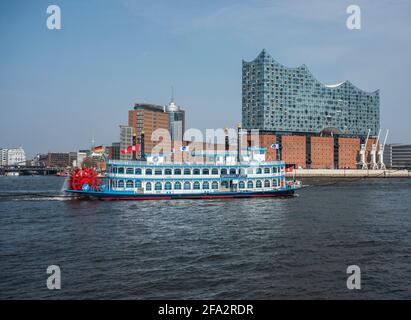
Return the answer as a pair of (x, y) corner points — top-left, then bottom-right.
(242, 49), (380, 136)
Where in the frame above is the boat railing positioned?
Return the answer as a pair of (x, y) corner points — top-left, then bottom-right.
(107, 160), (285, 166)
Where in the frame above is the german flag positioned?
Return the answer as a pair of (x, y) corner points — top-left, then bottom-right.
(94, 145), (104, 153)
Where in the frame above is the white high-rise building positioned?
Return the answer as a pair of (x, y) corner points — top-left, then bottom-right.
(0, 147), (26, 166)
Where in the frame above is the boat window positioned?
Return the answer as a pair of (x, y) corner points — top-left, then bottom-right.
(155, 169), (162, 175)
(202, 168), (209, 175)
(118, 180), (125, 188)
(174, 168), (182, 175)
(272, 167), (277, 173)
(183, 168), (191, 175)
(211, 181), (219, 189)
(221, 168), (227, 174)
(112, 180), (117, 188)
(146, 182), (152, 191)
(247, 168), (253, 174)
(239, 168), (246, 175)
(184, 181), (191, 190)
(264, 168), (270, 174)
(135, 180), (142, 188)
(145, 168), (152, 175)
(126, 168), (134, 175)
(256, 168), (262, 174)
(203, 181), (210, 190)
(126, 180), (134, 188)
(164, 169), (172, 175)
(256, 180), (262, 188)
(211, 168), (219, 175)
(229, 168), (236, 175)
(239, 181), (245, 189)
(272, 179), (278, 187)
(165, 182), (172, 190)
(264, 180), (270, 187)
(118, 167), (124, 174)
(155, 182), (162, 190)
(193, 181), (200, 190)
(135, 168), (142, 175)
(193, 169), (200, 175)
(112, 167), (118, 174)
(221, 181), (229, 188)
(174, 182), (182, 190)
(247, 181), (253, 188)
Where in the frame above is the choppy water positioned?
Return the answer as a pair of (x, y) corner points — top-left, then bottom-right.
(0, 176), (410, 299)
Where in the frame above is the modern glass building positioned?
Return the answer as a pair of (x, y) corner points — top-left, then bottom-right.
(242, 49), (380, 136)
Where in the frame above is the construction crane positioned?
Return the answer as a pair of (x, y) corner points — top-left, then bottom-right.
(359, 129), (371, 170)
(370, 129), (381, 170)
(378, 129), (389, 170)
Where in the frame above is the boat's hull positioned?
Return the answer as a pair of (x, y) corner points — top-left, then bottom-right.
(65, 188), (296, 201)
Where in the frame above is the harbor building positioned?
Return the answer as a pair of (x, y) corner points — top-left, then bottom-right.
(384, 144), (411, 169)
(119, 125), (134, 160)
(242, 49), (381, 169)
(128, 103), (170, 157)
(0, 147), (26, 166)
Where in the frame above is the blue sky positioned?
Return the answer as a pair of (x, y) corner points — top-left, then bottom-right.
(1, 0), (410, 157)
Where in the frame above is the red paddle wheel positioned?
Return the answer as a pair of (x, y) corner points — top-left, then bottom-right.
(69, 167), (101, 191)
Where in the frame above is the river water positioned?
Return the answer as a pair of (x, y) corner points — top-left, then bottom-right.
(0, 176), (410, 299)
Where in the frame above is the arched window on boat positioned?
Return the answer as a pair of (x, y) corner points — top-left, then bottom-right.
(118, 180), (125, 188)
(256, 168), (262, 174)
(118, 167), (124, 174)
(272, 167), (277, 174)
(211, 168), (219, 175)
(112, 167), (118, 174)
(155, 169), (162, 175)
(165, 182), (172, 190)
(247, 180), (253, 189)
(239, 168), (246, 175)
(126, 180), (134, 188)
(174, 168), (182, 175)
(155, 182), (162, 190)
(112, 180), (117, 188)
(264, 180), (270, 187)
(211, 181), (219, 189)
(229, 168), (236, 175)
(184, 181), (191, 190)
(256, 180), (262, 188)
(135, 168), (142, 175)
(145, 168), (152, 175)
(202, 181), (210, 190)
(174, 181), (182, 190)
(183, 168), (191, 175)
(135, 180), (142, 188)
(264, 167), (270, 174)
(145, 182), (152, 191)
(239, 181), (245, 189)
(221, 168), (227, 175)
(247, 168), (253, 174)
(272, 179), (278, 187)
(126, 168), (134, 175)
(193, 168), (200, 175)
(202, 168), (209, 175)
(193, 181), (200, 190)
(164, 169), (172, 175)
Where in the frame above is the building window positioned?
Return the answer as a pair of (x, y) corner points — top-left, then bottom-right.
(165, 182), (172, 190)
(146, 182), (152, 191)
(247, 180), (253, 188)
(212, 181), (219, 189)
(174, 182), (182, 190)
(193, 181), (200, 190)
(203, 181), (210, 190)
(155, 182), (162, 190)
(184, 181), (191, 190)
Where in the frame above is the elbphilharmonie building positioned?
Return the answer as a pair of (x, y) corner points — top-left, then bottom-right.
(242, 49), (380, 136)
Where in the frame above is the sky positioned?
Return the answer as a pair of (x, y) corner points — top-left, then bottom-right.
(1, 0), (410, 158)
